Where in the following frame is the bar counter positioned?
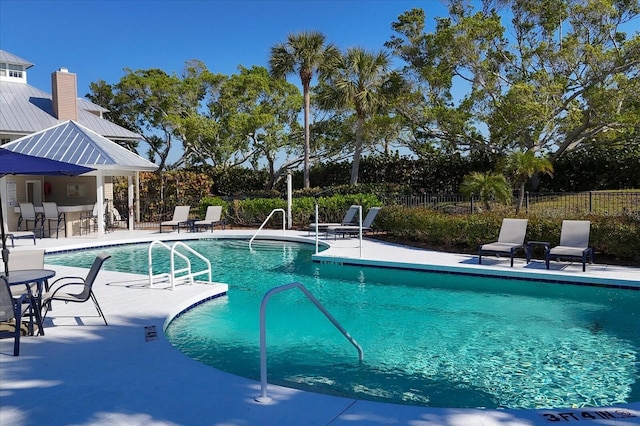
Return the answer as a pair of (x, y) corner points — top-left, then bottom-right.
(14, 204), (94, 236)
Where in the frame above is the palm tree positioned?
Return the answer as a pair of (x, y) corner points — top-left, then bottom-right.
(508, 150), (554, 214)
(269, 31), (339, 188)
(460, 171), (512, 211)
(316, 47), (391, 185)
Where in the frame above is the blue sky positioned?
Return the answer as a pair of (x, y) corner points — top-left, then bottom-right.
(0, 0), (450, 97)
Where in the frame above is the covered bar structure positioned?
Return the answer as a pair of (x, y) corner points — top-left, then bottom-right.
(1, 120), (157, 236)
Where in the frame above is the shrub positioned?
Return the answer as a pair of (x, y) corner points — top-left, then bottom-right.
(198, 196), (229, 218)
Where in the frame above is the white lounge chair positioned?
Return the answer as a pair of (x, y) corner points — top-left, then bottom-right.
(478, 218), (528, 267)
(2, 221), (36, 247)
(308, 205), (359, 235)
(193, 206), (224, 232)
(327, 207), (382, 238)
(159, 206), (191, 233)
(546, 220), (594, 272)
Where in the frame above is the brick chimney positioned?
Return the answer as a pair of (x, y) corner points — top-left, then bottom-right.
(51, 67), (78, 121)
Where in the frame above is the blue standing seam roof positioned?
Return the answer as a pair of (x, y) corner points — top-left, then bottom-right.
(2, 120), (157, 171)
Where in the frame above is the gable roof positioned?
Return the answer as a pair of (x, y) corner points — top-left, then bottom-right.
(0, 81), (140, 141)
(0, 51), (33, 69)
(2, 120), (157, 173)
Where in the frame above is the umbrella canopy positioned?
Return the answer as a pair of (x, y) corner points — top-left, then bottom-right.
(0, 148), (95, 275)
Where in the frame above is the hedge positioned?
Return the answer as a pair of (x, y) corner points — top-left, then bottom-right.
(376, 206), (640, 263)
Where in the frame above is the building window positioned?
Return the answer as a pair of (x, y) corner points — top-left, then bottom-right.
(0, 63), (24, 79)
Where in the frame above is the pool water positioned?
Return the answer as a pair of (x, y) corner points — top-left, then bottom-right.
(47, 239), (640, 409)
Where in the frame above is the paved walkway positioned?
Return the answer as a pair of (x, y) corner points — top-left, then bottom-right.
(1, 229), (639, 425)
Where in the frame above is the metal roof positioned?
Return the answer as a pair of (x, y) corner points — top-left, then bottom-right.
(0, 51), (33, 69)
(0, 81), (141, 141)
(3, 121), (157, 173)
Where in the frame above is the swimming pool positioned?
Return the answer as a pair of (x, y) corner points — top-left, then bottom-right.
(47, 239), (640, 410)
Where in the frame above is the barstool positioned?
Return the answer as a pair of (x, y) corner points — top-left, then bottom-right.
(80, 204), (97, 235)
(18, 203), (41, 235)
(41, 202), (65, 238)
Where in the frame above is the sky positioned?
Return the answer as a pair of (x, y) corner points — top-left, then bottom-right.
(0, 0), (451, 98)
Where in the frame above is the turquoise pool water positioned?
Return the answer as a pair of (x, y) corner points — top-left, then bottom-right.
(47, 239), (640, 409)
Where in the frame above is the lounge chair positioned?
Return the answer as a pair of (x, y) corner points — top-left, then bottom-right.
(159, 206), (191, 233)
(308, 205), (359, 235)
(42, 253), (111, 325)
(327, 207), (382, 238)
(478, 218), (528, 267)
(41, 202), (65, 238)
(0, 276), (31, 356)
(545, 220), (594, 272)
(193, 206), (224, 232)
(2, 222), (36, 247)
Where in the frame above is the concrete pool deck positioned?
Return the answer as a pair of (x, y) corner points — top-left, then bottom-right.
(1, 229), (639, 426)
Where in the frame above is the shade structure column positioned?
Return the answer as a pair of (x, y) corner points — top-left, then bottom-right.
(95, 171), (105, 235)
(128, 175), (134, 230)
(135, 171), (141, 223)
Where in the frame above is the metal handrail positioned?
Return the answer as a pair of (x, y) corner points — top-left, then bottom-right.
(249, 208), (286, 250)
(148, 240), (212, 289)
(255, 281), (363, 403)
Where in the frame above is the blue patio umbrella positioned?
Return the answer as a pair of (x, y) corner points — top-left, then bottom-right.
(0, 148), (94, 275)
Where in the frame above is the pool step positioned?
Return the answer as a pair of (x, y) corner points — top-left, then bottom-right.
(149, 273), (221, 289)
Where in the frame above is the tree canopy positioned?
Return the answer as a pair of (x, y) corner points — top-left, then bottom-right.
(386, 0), (640, 157)
(87, 0), (639, 191)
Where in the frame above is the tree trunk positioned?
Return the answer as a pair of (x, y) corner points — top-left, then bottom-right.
(516, 182), (525, 214)
(303, 83), (311, 188)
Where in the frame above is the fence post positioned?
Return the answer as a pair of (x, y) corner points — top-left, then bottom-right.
(525, 191), (529, 214)
(470, 196), (474, 213)
(589, 191), (593, 213)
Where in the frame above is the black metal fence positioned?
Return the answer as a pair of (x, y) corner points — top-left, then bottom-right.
(384, 191), (640, 217)
(113, 191), (640, 229)
(112, 197), (203, 230)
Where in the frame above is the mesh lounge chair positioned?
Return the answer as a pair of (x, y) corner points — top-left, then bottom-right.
(3, 221), (36, 247)
(0, 276), (31, 356)
(327, 207), (382, 238)
(478, 218), (528, 267)
(193, 206), (224, 232)
(308, 205), (359, 235)
(42, 253), (111, 326)
(545, 220), (594, 272)
(41, 202), (65, 238)
(159, 206), (191, 233)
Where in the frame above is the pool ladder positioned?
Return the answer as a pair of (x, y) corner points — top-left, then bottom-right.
(148, 241), (212, 290)
(255, 282), (363, 403)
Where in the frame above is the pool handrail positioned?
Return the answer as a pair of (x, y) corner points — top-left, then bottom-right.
(255, 281), (363, 403)
(249, 208), (286, 250)
(148, 240), (212, 289)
